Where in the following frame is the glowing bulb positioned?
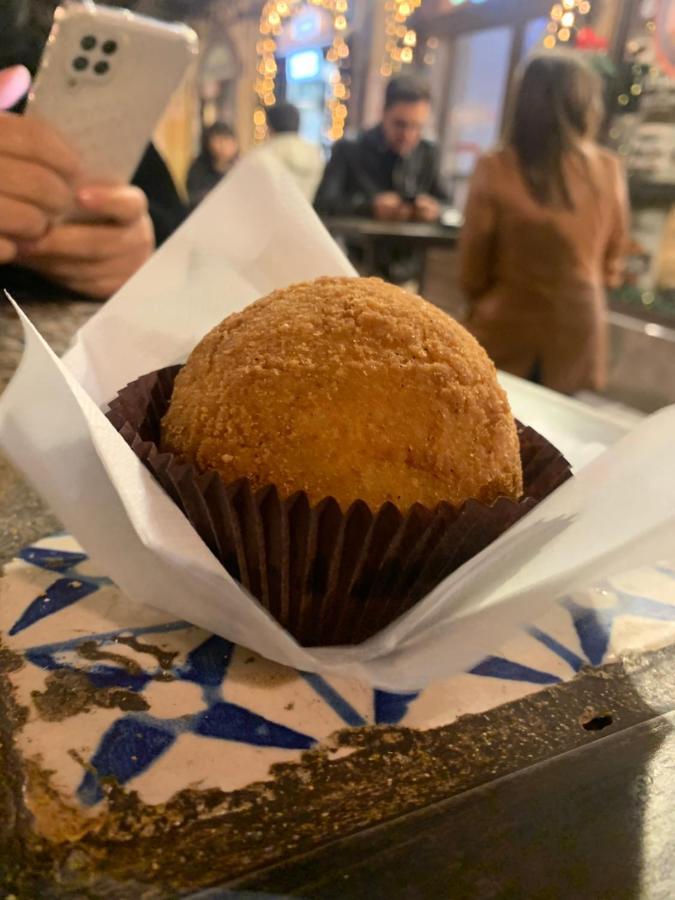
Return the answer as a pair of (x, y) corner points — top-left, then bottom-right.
(558, 27), (571, 41)
(335, 14), (347, 29)
(561, 11), (575, 26)
(401, 46), (413, 62)
(550, 4), (563, 20)
(543, 34), (557, 48)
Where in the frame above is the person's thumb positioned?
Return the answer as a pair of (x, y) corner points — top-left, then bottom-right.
(0, 65), (31, 111)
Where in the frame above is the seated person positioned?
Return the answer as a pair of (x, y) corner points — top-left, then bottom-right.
(0, 1), (186, 301)
(314, 75), (448, 282)
(187, 122), (239, 209)
(250, 103), (324, 202)
(315, 75), (447, 222)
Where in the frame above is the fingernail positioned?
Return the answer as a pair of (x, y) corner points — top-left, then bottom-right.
(77, 187), (97, 207)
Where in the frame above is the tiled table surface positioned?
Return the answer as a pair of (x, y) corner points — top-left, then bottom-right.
(3, 531), (675, 895)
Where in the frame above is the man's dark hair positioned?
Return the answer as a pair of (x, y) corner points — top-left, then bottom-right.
(266, 103), (301, 134)
(384, 75), (432, 110)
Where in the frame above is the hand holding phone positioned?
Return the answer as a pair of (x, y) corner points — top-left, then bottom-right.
(4, 3), (198, 298)
(373, 192), (412, 222)
(26, 3), (198, 189)
(412, 194), (441, 223)
(0, 66), (80, 263)
(15, 183), (155, 299)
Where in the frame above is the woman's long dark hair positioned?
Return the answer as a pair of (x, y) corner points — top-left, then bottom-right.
(504, 51), (603, 209)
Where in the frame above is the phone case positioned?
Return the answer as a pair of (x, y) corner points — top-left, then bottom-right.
(26, 2), (198, 184)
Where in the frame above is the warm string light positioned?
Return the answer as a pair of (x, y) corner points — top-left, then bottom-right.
(380, 0), (423, 77)
(253, 0), (351, 144)
(422, 35), (439, 67)
(544, 0), (591, 49)
(616, 19), (655, 112)
(326, 0), (351, 142)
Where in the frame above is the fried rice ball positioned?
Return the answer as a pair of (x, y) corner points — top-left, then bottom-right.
(161, 276), (523, 511)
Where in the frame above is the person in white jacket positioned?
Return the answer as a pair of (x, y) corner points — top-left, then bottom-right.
(253, 103), (325, 202)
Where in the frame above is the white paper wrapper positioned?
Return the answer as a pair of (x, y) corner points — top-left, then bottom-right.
(2, 155), (675, 690)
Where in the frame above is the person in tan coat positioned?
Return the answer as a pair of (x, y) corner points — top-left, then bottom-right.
(459, 52), (629, 394)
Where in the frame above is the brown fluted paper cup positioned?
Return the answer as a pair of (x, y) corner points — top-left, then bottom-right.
(107, 367), (572, 647)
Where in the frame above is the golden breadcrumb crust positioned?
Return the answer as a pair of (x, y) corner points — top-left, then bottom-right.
(161, 276), (523, 511)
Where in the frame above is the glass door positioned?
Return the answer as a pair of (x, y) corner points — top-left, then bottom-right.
(440, 26), (514, 207)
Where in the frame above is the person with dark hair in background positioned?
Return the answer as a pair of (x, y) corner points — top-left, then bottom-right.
(315, 76), (447, 222)
(459, 51), (629, 395)
(250, 103), (324, 202)
(314, 75), (448, 282)
(187, 122), (239, 208)
(0, 0), (187, 301)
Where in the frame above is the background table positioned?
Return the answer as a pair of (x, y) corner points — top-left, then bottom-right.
(322, 216), (459, 293)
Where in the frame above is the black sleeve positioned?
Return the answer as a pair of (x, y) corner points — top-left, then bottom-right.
(132, 144), (187, 246)
(185, 158), (216, 210)
(426, 143), (450, 203)
(314, 140), (373, 217)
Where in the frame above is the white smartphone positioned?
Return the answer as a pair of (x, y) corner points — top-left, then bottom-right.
(25, 1), (198, 185)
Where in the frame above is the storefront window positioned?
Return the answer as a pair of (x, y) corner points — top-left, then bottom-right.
(523, 17), (548, 56)
(440, 26), (513, 206)
(608, 0), (675, 324)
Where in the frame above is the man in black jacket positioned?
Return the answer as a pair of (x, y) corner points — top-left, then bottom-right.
(314, 75), (448, 283)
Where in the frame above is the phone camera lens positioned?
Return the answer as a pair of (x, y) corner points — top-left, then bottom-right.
(94, 60), (110, 75)
(72, 56), (89, 71)
(81, 35), (97, 51)
(102, 39), (118, 55)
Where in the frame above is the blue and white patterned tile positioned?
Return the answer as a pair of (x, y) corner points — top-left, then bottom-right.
(2, 534), (675, 837)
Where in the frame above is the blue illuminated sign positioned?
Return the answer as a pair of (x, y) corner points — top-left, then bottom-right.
(287, 48), (322, 82)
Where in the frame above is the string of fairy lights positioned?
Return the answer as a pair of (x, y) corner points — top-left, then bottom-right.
(380, 0), (423, 77)
(543, 0), (592, 49)
(254, 0), (351, 143)
(251, 0), (599, 144)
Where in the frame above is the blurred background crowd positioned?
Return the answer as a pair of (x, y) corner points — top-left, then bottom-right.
(1, 0), (675, 413)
